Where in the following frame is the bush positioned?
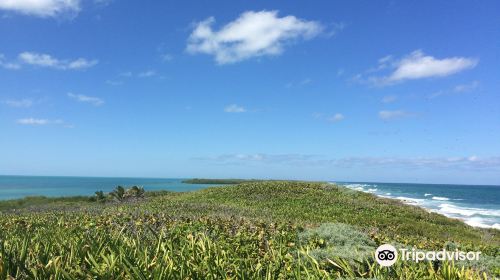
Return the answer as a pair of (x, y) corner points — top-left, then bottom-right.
(299, 223), (376, 265)
(126, 186), (145, 198)
(110, 186), (125, 202)
(94, 190), (106, 203)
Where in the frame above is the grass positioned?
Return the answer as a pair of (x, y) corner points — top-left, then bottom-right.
(0, 196), (90, 211)
(0, 181), (498, 279)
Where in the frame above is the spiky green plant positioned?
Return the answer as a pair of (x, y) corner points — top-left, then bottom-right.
(128, 186), (145, 198)
(94, 190), (106, 203)
(110, 186), (125, 202)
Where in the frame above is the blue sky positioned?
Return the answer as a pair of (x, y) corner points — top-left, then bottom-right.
(1, 1), (499, 184)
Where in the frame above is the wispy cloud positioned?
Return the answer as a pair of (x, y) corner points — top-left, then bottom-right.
(94, 0), (113, 7)
(67, 93), (104, 106)
(156, 42), (174, 62)
(224, 104), (246, 113)
(16, 117), (73, 127)
(161, 54), (173, 62)
(0, 54), (21, 69)
(1, 51), (98, 71)
(106, 70), (160, 86)
(453, 80), (480, 93)
(194, 153), (500, 171)
(138, 70), (156, 78)
(0, 0), (80, 18)
(119, 71), (133, 77)
(105, 80), (123, 86)
(187, 10), (323, 64)
(17, 118), (50, 125)
(378, 110), (413, 120)
(356, 50), (477, 86)
(313, 112), (345, 123)
(381, 95), (397, 103)
(333, 156), (500, 171)
(18, 52), (97, 70)
(429, 80), (480, 99)
(286, 78), (312, 88)
(327, 113), (345, 122)
(194, 153), (318, 166)
(2, 98), (33, 108)
(324, 22), (345, 37)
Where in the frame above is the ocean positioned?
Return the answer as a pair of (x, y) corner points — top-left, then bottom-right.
(0, 176), (213, 200)
(0, 176), (498, 230)
(337, 182), (500, 230)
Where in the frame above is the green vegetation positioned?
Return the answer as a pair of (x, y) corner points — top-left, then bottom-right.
(0, 195), (90, 212)
(0, 181), (498, 279)
(182, 178), (262, 184)
(108, 186), (146, 202)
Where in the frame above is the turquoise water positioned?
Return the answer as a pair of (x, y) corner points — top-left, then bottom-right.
(337, 182), (500, 230)
(0, 176), (213, 200)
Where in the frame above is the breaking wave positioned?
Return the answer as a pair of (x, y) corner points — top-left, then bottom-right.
(338, 182), (500, 229)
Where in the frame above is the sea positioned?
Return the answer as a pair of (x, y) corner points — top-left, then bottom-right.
(336, 182), (500, 230)
(0, 175), (498, 230)
(0, 176), (213, 200)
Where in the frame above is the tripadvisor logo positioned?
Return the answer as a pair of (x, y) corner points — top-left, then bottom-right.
(375, 244), (398, 267)
(375, 244), (481, 267)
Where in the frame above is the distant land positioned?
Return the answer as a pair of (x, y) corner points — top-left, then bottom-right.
(181, 178), (263, 184)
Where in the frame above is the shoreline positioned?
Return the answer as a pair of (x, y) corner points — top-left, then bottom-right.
(336, 182), (500, 230)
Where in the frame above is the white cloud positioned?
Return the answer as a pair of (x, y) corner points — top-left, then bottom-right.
(358, 50), (478, 86)
(161, 53), (173, 62)
(106, 80), (123, 86)
(138, 70), (156, 78)
(386, 50), (478, 83)
(381, 95), (397, 103)
(17, 117), (71, 127)
(68, 92), (104, 106)
(19, 52), (58, 67)
(429, 80), (480, 99)
(314, 112), (344, 123)
(194, 153), (500, 171)
(299, 78), (312, 85)
(66, 58), (98, 69)
(0, 61), (21, 69)
(333, 156), (500, 170)
(327, 113), (344, 122)
(379, 110), (413, 120)
(187, 10), (323, 64)
(195, 153), (317, 165)
(286, 78), (312, 88)
(0, 54), (20, 69)
(312, 112), (324, 119)
(17, 118), (49, 125)
(224, 104), (246, 113)
(3, 98), (33, 107)
(0, 0), (80, 18)
(453, 80), (480, 93)
(108, 70), (159, 84)
(94, 0), (112, 7)
(119, 71), (133, 77)
(18, 52), (97, 70)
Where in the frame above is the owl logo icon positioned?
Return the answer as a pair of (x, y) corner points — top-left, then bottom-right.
(375, 244), (398, 266)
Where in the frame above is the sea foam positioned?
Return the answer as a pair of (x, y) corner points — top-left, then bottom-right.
(437, 203), (500, 217)
(432, 196), (450, 201)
